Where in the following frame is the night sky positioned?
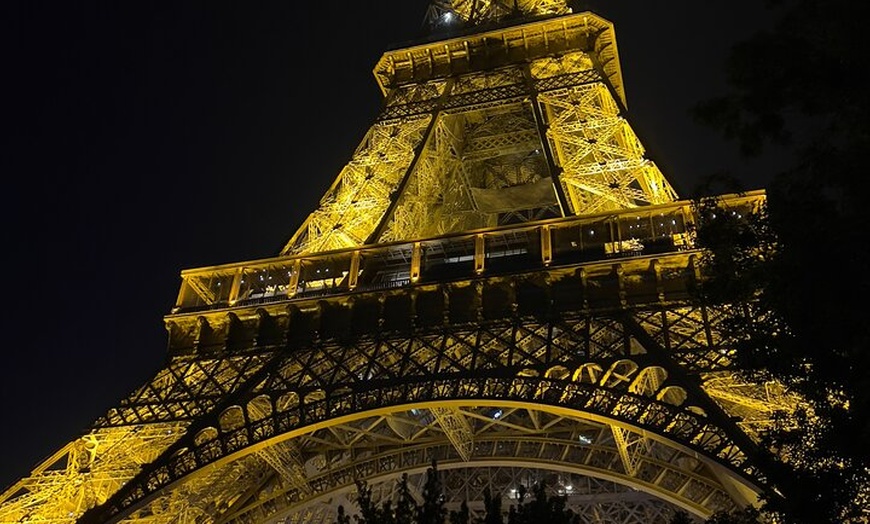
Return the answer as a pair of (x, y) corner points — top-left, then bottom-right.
(3, 1), (789, 492)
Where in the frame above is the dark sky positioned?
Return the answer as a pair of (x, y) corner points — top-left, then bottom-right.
(3, 1), (789, 492)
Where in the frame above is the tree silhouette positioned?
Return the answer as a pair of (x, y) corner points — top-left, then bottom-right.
(418, 461), (447, 524)
(340, 467), (588, 524)
(478, 488), (502, 524)
(691, 0), (870, 522)
(396, 473), (416, 524)
(449, 501), (469, 524)
(340, 464), (783, 524)
(503, 482), (579, 524)
(335, 504), (352, 524)
(667, 510), (694, 524)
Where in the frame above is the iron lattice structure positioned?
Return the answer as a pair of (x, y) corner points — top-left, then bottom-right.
(1, 3), (799, 524)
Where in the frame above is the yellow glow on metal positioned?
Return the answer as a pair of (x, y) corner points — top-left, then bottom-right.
(0, 1), (798, 521)
(284, 12), (637, 256)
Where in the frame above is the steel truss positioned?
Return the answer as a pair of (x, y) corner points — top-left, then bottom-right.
(0, 5), (799, 524)
(283, 12), (674, 255)
(1, 246), (802, 523)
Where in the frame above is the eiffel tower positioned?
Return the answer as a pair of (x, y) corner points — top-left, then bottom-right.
(1, 2), (797, 523)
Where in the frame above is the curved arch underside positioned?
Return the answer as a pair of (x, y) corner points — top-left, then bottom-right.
(47, 292), (789, 524)
(3, 281), (794, 524)
(119, 402), (755, 523)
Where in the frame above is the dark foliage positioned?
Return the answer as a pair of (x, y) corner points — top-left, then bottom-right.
(690, 0), (870, 522)
(479, 488), (502, 524)
(337, 468), (584, 524)
(448, 501), (469, 524)
(667, 510), (695, 524)
(504, 483), (579, 524)
(704, 508), (763, 524)
(418, 461), (447, 524)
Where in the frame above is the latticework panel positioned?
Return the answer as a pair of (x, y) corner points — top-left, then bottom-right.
(377, 100), (558, 243)
(426, 0), (571, 28)
(0, 424), (184, 524)
(285, 12), (645, 254)
(0, 4), (788, 522)
(283, 116), (432, 255)
(3, 267), (792, 524)
(58, 290), (776, 524)
(118, 406), (738, 524)
(5, 223), (788, 524)
(534, 69), (677, 214)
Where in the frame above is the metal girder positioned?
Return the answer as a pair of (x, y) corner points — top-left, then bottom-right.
(376, 67), (676, 244)
(96, 351), (276, 427)
(0, 3), (796, 522)
(611, 427), (650, 477)
(430, 407), (475, 461)
(283, 117), (431, 255)
(140, 404), (740, 523)
(68, 297), (777, 523)
(286, 13), (643, 254)
(248, 400), (312, 495)
(537, 82), (678, 215)
(426, 1), (571, 28)
(4, 233), (792, 524)
(0, 424), (185, 524)
(701, 374), (803, 443)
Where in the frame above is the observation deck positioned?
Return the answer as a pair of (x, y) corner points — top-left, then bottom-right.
(170, 191), (764, 323)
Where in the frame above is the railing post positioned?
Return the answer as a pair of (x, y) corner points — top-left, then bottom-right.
(410, 242), (422, 283)
(228, 268), (244, 305)
(540, 224), (552, 266)
(348, 251), (361, 290)
(287, 259), (301, 298)
(474, 234), (485, 274)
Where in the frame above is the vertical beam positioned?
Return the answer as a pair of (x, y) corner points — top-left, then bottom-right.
(540, 225), (553, 266)
(613, 263), (626, 307)
(366, 79), (455, 245)
(578, 268), (589, 310)
(228, 267), (244, 305)
(410, 242), (422, 283)
(474, 234), (486, 274)
(611, 426), (646, 477)
(430, 407), (474, 462)
(288, 259), (301, 298)
(524, 65), (571, 217)
(348, 251), (361, 290)
(650, 259), (664, 302)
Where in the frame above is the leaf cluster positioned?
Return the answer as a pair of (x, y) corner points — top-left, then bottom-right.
(335, 462), (584, 524)
(689, 1), (870, 522)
